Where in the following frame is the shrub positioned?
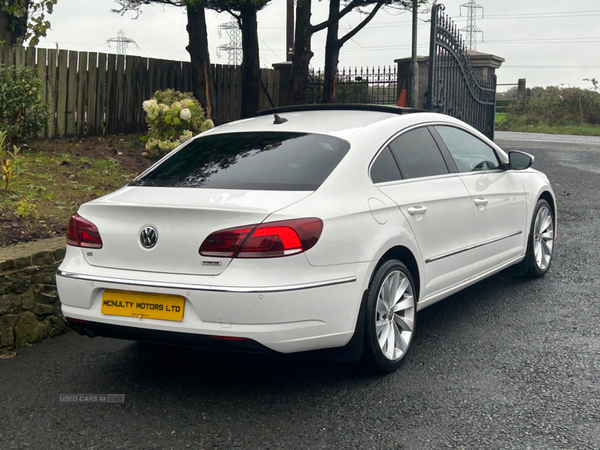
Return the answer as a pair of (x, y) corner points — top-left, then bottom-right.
(0, 130), (22, 192)
(142, 89), (214, 158)
(0, 65), (48, 145)
(501, 86), (600, 130)
(15, 198), (40, 232)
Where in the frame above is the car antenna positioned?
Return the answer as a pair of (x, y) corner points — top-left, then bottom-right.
(273, 114), (288, 124)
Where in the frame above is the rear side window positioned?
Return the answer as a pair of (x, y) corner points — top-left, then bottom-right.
(370, 147), (402, 183)
(435, 125), (500, 172)
(388, 127), (449, 179)
(131, 132), (350, 191)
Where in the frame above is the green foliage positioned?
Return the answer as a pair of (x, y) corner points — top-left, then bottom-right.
(1, 0), (57, 46)
(584, 77), (599, 92)
(143, 89), (214, 158)
(499, 86), (600, 131)
(206, 0), (270, 13)
(0, 65), (48, 144)
(0, 129), (22, 192)
(14, 197), (39, 232)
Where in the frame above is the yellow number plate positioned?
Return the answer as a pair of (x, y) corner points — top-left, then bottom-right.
(101, 290), (185, 322)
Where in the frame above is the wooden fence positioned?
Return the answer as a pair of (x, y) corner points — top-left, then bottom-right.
(0, 45), (280, 138)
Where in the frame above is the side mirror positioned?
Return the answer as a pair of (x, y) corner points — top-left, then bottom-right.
(508, 151), (534, 170)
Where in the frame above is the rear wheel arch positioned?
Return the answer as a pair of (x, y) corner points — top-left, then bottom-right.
(326, 245), (421, 365)
(377, 246), (421, 301)
(362, 259), (417, 372)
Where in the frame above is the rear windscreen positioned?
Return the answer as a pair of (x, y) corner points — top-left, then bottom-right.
(130, 132), (350, 191)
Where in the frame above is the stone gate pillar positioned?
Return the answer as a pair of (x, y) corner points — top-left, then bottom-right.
(396, 51), (504, 110)
(272, 62), (293, 108)
(396, 56), (429, 109)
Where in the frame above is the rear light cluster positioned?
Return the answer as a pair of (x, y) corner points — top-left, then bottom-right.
(66, 214), (103, 249)
(200, 218), (323, 258)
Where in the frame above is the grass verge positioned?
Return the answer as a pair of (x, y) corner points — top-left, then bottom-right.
(0, 135), (150, 247)
(495, 122), (600, 136)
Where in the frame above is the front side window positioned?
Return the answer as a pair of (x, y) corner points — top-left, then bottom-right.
(131, 132), (350, 191)
(435, 126), (500, 172)
(388, 127), (449, 180)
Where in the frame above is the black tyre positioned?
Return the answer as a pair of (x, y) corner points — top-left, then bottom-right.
(363, 259), (417, 373)
(526, 199), (555, 278)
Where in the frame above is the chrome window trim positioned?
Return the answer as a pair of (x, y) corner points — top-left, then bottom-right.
(56, 270), (357, 293)
(374, 171), (462, 187)
(455, 168), (506, 178)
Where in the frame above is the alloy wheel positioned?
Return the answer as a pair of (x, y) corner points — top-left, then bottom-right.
(375, 270), (416, 361)
(533, 205), (554, 271)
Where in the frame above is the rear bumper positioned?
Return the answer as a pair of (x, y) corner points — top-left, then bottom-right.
(68, 318), (273, 353)
(56, 265), (369, 354)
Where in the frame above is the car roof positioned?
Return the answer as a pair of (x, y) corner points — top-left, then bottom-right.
(202, 105), (426, 141)
(198, 105), (504, 162)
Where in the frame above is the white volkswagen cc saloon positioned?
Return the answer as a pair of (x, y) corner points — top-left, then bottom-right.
(56, 105), (556, 373)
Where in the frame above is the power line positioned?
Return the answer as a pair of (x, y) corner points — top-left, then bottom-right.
(486, 37), (600, 44)
(504, 65), (600, 69)
(485, 9), (600, 19)
(258, 37), (282, 63)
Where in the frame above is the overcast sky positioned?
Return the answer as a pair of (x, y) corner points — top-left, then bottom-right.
(36, 0), (600, 92)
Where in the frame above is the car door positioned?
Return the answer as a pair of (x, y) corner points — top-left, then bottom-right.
(433, 125), (528, 274)
(371, 126), (478, 299)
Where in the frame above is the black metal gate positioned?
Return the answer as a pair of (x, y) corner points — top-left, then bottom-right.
(427, 4), (497, 139)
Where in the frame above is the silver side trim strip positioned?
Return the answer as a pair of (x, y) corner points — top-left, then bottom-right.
(425, 231), (523, 264)
(56, 270), (357, 293)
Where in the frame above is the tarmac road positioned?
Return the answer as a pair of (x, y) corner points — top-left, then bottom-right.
(1, 131), (599, 450)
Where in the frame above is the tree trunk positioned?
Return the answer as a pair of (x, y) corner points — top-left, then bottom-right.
(0, 7), (24, 47)
(322, 0), (341, 104)
(0, 9), (14, 46)
(287, 0), (313, 106)
(185, 4), (216, 121)
(239, 5), (260, 118)
(0, 0), (30, 46)
(324, 0), (386, 104)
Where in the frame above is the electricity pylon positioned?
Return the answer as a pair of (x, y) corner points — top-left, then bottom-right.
(217, 20), (242, 65)
(106, 30), (137, 55)
(460, 1), (484, 51)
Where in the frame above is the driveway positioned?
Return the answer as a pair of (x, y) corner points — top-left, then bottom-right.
(1, 131), (599, 449)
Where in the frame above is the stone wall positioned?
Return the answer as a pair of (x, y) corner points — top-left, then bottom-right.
(0, 237), (69, 353)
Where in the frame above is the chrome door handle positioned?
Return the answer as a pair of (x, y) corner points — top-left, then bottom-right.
(473, 198), (489, 206)
(407, 206), (427, 215)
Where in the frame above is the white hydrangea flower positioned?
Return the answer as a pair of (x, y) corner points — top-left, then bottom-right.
(146, 138), (160, 150)
(158, 140), (173, 151)
(180, 130), (193, 143)
(180, 108), (192, 121)
(201, 119), (215, 132)
(142, 99), (157, 112)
